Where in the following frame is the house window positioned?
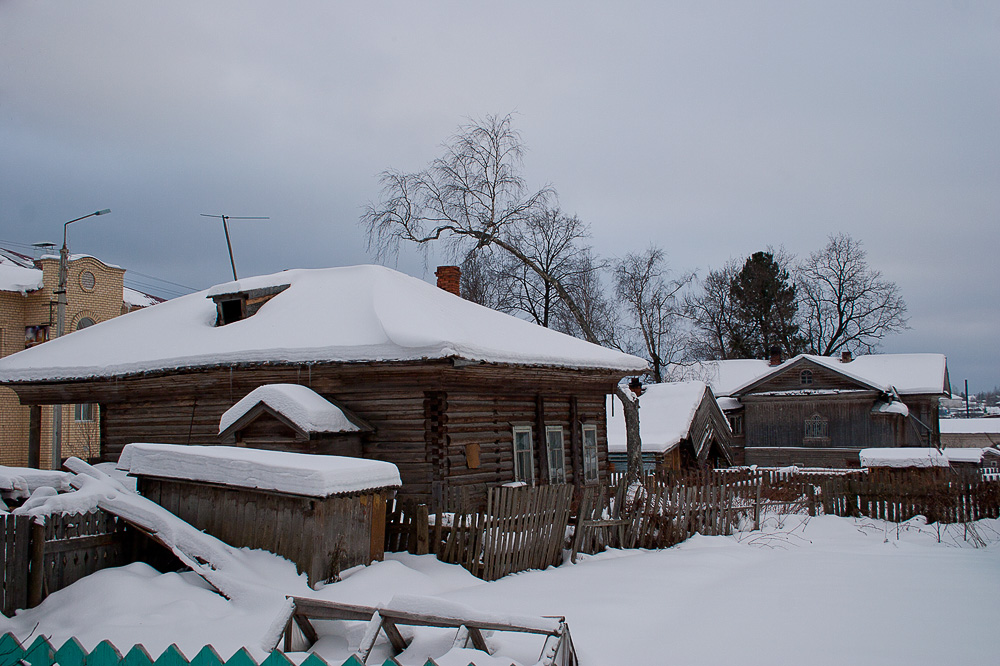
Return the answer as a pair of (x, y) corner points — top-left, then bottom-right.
(728, 415), (743, 435)
(80, 270), (96, 291)
(800, 370), (813, 386)
(512, 425), (535, 484)
(76, 317), (96, 330)
(804, 414), (828, 439)
(74, 403), (95, 422)
(582, 424), (599, 484)
(545, 425), (567, 484)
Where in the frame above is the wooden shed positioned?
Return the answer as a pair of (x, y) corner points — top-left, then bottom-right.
(117, 443), (401, 586)
(607, 381), (734, 473)
(0, 265), (647, 503)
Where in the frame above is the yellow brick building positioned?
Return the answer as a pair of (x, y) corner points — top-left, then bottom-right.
(0, 247), (162, 469)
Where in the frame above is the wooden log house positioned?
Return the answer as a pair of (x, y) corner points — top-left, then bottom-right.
(0, 265), (648, 503)
(606, 380), (734, 472)
(672, 351), (951, 468)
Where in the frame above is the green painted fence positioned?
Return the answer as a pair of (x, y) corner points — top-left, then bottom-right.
(0, 634), (447, 666)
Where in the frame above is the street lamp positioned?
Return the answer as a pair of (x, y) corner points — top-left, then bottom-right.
(52, 208), (110, 469)
(56, 209), (111, 338)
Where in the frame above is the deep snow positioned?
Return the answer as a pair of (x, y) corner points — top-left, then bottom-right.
(2, 513), (996, 666)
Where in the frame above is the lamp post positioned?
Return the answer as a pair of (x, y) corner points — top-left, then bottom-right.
(51, 208), (110, 468)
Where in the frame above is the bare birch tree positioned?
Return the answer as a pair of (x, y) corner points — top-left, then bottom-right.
(362, 114), (646, 481)
(615, 246), (694, 382)
(684, 259), (740, 360)
(797, 233), (908, 356)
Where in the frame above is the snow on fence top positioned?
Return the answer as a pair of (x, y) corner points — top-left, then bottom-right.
(0, 265), (648, 382)
(219, 384), (362, 435)
(117, 443), (401, 497)
(670, 353), (949, 397)
(607, 381), (713, 453)
(859, 448), (949, 468)
(0, 466), (72, 500)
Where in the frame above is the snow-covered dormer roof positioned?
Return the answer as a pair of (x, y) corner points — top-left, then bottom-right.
(219, 384), (367, 436)
(670, 353), (949, 398)
(607, 381), (718, 454)
(0, 265), (648, 382)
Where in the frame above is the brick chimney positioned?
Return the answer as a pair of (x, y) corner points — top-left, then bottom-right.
(768, 346), (783, 367)
(841, 351), (853, 363)
(435, 265), (461, 297)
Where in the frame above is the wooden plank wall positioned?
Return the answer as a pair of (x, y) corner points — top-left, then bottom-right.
(0, 514), (30, 616)
(138, 477), (385, 586)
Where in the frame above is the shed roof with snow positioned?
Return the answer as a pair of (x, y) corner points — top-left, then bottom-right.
(117, 443), (401, 497)
(0, 265), (647, 382)
(607, 381), (713, 454)
(859, 448), (949, 469)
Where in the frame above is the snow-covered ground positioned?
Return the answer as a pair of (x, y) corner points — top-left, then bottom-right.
(2, 513), (997, 666)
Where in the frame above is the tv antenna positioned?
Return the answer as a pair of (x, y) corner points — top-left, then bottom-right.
(200, 214), (269, 280)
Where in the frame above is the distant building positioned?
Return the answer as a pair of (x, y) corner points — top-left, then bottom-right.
(0, 247), (163, 468)
(671, 351), (950, 467)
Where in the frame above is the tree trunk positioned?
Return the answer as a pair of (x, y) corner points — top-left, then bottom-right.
(614, 385), (643, 483)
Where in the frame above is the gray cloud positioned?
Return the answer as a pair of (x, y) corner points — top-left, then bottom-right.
(1, 1), (997, 389)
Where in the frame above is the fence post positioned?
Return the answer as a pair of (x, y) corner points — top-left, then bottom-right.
(28, 520), (45, 608)
(806, 485), (816, 517)
(753, 476), (762, 531)
(414, 504), (429, 556)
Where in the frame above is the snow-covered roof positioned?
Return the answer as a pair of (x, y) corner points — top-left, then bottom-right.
(607, 381), (714, 454)
(219, 384), (363, 435)
(124, 286), (165, 308)
(0, 263), (43, 294)
(859, 448), (949, 468)
(940, 418), (1000, 434)
(670, 354), (949, 397)
(0, 265), (648, 382)
(0, 248), (43, 293)
(117, 443), (401, 496)
(942, 448), (999, 464)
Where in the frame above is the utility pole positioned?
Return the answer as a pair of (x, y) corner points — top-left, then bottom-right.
(52, 209), (111, 469)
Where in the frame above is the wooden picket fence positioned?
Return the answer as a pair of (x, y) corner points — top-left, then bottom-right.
(0, 633), (442, 666)
(820, 471), (1000, 523)
(0, 511), (136, 616)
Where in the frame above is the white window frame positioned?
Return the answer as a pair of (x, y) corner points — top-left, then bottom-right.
(545, 425), (567, 484)
(581, 424), (599, 484)
(74, 403), (95, 422)
(512, 425), (535, 484)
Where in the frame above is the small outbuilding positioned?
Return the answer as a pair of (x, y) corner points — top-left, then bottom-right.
(117, 443), (401, 587)
(607, 381), (734, 473)
(859, 447), (949, 480)
(942, 447), (1000, 472)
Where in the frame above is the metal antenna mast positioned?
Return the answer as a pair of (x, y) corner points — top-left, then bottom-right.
(200, 214), (269, 280)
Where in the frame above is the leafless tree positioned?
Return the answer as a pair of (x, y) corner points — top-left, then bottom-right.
(615, 246), (694, 382)
(684, 259), (739, 360)
(362, 114), (645, 481)
(796, 233), (908, 356)
(552, 248), (622, 349)
(460, 249), (507, 311)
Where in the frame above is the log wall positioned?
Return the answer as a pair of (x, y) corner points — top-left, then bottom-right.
(11, 360), (623, 503)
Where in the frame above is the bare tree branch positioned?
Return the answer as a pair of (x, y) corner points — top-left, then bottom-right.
(796, 233), (908, 356)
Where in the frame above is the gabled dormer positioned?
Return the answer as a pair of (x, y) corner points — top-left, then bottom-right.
(210, 284), (289, 326)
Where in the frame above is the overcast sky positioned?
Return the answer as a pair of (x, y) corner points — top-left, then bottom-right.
(1, 1), (997, 391)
